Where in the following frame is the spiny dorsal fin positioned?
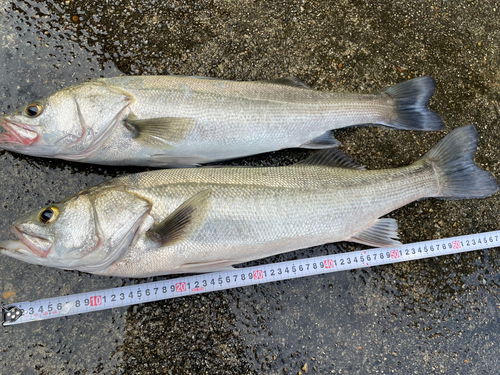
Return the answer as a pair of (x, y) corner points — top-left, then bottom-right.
(124, 116), (195, 148)
(146, 189), (211, 247)
(300, 131), (340, 149)
(295, 149), (366, 170)
(348, 218), (401, 247)
(258, 76), (312, 89)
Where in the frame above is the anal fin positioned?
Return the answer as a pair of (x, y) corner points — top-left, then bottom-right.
(150, 154), (215, 167)
(348, 218), (401, 247)
(300, 131), (340, 149)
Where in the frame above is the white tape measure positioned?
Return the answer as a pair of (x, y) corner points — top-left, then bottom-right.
(3, 230), (500, 325)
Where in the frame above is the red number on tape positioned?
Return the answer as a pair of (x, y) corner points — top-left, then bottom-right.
(452, 240), (461, 249)
(90, 296), (102, 306)
(390, 250), (400, 259)
(175, 282), (187, 292)
(324, 259), (334, 269)
(253, 270), (263, 280)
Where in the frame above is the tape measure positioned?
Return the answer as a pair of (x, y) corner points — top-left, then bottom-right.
(3, 230), (500, 326)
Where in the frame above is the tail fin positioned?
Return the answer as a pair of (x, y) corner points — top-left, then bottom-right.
(420, 125), (498, 199)
(381, 76), (444, 131)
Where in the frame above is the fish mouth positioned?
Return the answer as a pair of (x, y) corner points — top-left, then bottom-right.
(11, 226), (52, 258)
(0, 118), (39, 146)
(0, 240), (33, 258)
(0, 240), (55, 268)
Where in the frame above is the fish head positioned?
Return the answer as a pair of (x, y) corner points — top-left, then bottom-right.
(1, 187), (152, 273)
(0, 81), (133, 160)
(10, 195), (98, 264)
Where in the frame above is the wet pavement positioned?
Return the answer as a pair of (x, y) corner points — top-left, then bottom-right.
(1, 0), (500, 373)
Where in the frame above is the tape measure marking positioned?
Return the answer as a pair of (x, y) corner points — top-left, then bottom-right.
(2, 230), (500, 325)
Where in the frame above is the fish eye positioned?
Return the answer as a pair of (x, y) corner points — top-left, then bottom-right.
(38, 206), (59, 224)
(25, 103), (43, 117)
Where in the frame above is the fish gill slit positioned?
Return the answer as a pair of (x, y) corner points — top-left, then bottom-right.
(90, 198), (106, 250)
(73, 96), (88, 146)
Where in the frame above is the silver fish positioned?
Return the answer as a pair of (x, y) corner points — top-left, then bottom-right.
(0, 75), (443, 166)
(0, 125), (496, 277)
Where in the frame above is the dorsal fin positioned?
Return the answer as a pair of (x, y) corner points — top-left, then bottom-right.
(258, 76), (312, 89)
(295, 149), (366, 170)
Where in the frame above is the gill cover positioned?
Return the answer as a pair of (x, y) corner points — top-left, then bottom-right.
(77, 189), (151, 273)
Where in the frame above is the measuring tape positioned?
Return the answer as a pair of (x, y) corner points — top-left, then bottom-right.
(3, 230), (500, 325)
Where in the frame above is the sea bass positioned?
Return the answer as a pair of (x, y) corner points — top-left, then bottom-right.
(1, 126), (495, 277)
(0, 75), (443, 167)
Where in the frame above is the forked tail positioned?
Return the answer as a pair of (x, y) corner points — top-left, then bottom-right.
(381, 76), (444, 131)
(419, 125), (498, 199)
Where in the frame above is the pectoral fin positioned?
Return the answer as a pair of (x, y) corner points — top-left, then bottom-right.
(124, 116), (195, 148)
(348, 218), (401, 247)
(146, 189), (211, 246)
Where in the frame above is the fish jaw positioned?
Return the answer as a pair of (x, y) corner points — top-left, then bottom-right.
(1, 231), (60, 269)
(0, 240), (54, 267)
(0, 240), (33, 256)
(0, 117), (62, 157)
(11, 225), (53, 258)
(0, 118), (39, 147)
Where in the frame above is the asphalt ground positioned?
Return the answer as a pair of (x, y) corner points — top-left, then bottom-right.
(1, 0), (500, 374)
